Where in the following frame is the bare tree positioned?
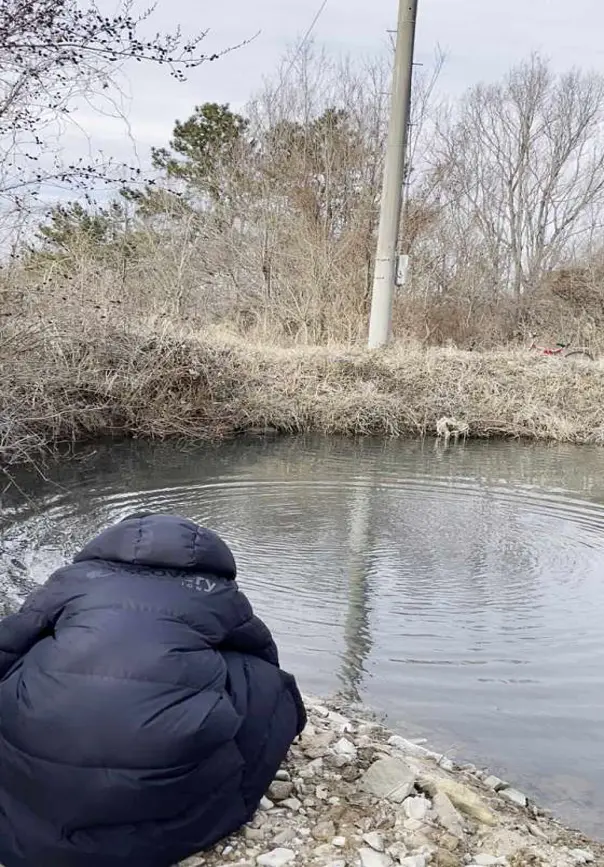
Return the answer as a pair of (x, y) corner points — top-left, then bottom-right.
(0, 0), (235, 212)
(219, 45), (393, 341)
(431, 55), (604, 301)
(24, 42), (446, 345)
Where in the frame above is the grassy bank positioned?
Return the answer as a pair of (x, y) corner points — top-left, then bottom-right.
(2, 321), (604, 468)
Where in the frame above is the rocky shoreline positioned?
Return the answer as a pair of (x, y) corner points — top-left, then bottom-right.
(181, 695), (603, 867)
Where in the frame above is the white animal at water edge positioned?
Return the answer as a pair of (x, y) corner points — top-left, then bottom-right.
(436, 416), (470, 442)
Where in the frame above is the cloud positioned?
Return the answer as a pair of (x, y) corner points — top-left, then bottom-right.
(28, 0), (604, 198)
(117, 0), (604, 145)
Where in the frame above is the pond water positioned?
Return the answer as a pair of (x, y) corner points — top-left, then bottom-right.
(2, 436), (604, 836)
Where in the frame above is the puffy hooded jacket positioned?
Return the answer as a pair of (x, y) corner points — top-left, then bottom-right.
(0, 513), (306, 867)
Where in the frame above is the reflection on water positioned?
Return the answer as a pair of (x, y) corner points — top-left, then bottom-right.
(339, 484), (374, 703)
(2, 436), (604, 836)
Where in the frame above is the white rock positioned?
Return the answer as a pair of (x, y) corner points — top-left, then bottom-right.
(402, 796), (430, 821)
(328, 711), (354, 732)
(282, 798), (302, 812)
(332, 836), (347, 848)
(357, 723), (383, 737)
(359, 848), (394, 867)
(306, 758), (324, 775)
(316, 784), (329, 800)
(259, 797), (274, 811)
(483, 775), (506, 791)
(333, 737), (357, 760)
(302, 731), (336, 759)
(570, 850), (595, 864)
(275, 769), (291, 782)
(269, 780), (294, 801)
(402, 818), (425, 832)
(273, 829), (296, 846)
(432, 791), (464, 837)
(311, 820), (336, 842)
(313, 705), (330, 718)
(244, 826), (265, 841)
(362, 832), (385, 852)
(500, 788), (527, 808)
(438, 757), (455, 772)
(387, 843), (409, 862)
(388, 736), (436, 759)
(257, 848), (295, 867)
(359, 757), (416, 803)
(329, 754), (353, 770)
(472, 856), (506, 866)
(426, 777), (497, 826)
(405, 831), (433, 852)
(400, 856), (427, 867)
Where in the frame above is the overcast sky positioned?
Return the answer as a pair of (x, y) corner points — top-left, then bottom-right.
(66, 0), (604, 175)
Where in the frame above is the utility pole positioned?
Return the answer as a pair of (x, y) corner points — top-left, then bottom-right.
(368, 0), (418, 349)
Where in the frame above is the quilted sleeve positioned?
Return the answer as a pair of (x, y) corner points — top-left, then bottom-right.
(222, 610), (280, 666)
(0, 579), (69, 678)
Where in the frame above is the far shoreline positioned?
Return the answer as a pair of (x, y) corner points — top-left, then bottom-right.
(2, 322), (604, 473)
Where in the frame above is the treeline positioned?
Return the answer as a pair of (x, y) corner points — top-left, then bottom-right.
(4, 45), (604, 348)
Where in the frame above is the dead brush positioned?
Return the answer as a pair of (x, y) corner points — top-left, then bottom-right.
(2, 319), (604, 470)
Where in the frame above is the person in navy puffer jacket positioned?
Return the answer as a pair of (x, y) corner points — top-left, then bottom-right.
(0, 512), (306, 867)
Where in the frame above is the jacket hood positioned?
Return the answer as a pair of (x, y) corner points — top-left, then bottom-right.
(73, 513), (237, 578)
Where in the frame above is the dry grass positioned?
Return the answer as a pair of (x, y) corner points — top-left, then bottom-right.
(2, 319), (604, 469)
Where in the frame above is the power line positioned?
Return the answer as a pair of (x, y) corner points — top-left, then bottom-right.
(275, 0), (329, 95)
